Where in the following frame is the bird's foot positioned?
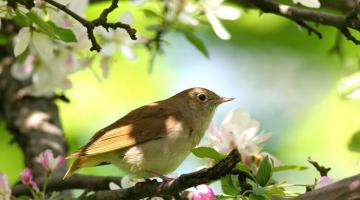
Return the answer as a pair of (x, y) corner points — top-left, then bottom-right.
(134, 178), (158, 192)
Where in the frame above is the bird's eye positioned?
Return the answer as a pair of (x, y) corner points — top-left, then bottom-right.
(196, 93), (207, 102)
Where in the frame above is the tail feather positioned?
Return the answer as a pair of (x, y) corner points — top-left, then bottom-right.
(63, 158), (81, 179)
(63, 155), (104, 179)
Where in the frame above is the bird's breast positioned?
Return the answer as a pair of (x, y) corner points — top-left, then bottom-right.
(111, 120), (203, 177)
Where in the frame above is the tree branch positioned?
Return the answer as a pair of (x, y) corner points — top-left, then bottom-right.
(12, 150), (241, 199)
(241, 0), (360, 44)
(12, 175), (123, 197)
(14, 0), (137, 52)
(84, 149), (241, 200)
(292, 173), (360, 200)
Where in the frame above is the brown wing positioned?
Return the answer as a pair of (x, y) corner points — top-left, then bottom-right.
(68, 102), (182, 157)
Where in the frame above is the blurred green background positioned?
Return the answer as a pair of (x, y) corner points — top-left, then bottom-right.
(1, 1), (360, 194)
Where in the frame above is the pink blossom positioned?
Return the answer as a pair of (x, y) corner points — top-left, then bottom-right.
(315, 176), (333, 189)
(0, 172), (11, 200)
(38, 149), (65, 172)
(34, 0), (45, 7)
(19, 168), (39, 192)
(192, 184), (215, 200)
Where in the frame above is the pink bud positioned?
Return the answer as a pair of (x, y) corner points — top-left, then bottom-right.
(315, 176), (333, 189)
(0, 172), (11, 200)
(192, 184), (215, 200)
(38, 149), (65, 172)
(19, 168), (39, 192)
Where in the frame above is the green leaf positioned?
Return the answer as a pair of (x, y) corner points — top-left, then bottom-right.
(215, 195), (238, 200)
(348, 130), (360, 153)
(14, 196), (33, 200)
(26, 11), (56, 38)
(14, 10), (32, 27)
(0, 33), (11, 45)
(256, 156), (272, 187)
(273, 165), (308, 172)
(236, 162), (253, 174)
(251, 184), (266, 196)
(265, 185), (285, 197)
(249, 194), (268, 200)
(143, 9), (161, 18)
(180, 30), (209, 58)
(191, 146), (225, 161)
(220, 175), (240, 195)
(47, 21), (77, 43)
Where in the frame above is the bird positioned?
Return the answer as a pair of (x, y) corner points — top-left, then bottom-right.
(63, 87), (234, 179)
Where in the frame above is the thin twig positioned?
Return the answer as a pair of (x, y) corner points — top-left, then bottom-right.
(339, 27), (360, 44)
(246, 0), (360, 45)
(295, 20), (322, 38)
(307, 157), (331, 177)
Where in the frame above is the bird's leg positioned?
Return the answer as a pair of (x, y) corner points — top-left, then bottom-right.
(134, 178), (158, 192)
(145, 171), (177, 193)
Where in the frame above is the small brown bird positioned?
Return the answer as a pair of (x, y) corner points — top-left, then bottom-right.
(63, 87), (233, 179)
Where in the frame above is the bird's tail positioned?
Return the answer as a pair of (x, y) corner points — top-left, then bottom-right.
(63, 155), (103, 179)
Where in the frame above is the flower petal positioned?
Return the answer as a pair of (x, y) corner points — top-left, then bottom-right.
(32, 32), (54, 63)
(11, 54), (34, 81)
(192, 184), (215, 200)
(206, 13), (230, 40)
(118, 11), (133, 25)
(292, 0), (320, 8)
(0, 173), (11, 200)
(215, 6), (240, 20)
(14, 27), (31, 57)
(120, 45), (136, 60)
(109, 182), (121, 190)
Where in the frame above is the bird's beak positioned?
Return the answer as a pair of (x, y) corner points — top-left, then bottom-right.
(216, 97), (235, 104)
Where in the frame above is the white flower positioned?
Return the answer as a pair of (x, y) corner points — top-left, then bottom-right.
(120, 176), (145, 188)
(201, 0), (240, 40)
(337, 72), (360, 99)
(208, 108), (272, 161)
(165, 0), (199, 26)
(292, 0), (320, 8)
(11, 53), (34, 81)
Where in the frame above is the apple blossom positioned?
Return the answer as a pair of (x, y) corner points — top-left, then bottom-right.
(208, 108), (272, 163)
(19, 168), (39, 192)
(192, 184), (215, 200)
(38, 149), (65, 173)
(201, 0), (240, 40)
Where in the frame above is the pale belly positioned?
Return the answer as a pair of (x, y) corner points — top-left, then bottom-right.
(107, 133), (196, 178)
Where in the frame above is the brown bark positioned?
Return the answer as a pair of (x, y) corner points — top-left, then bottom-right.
(0, 20), (69, 194)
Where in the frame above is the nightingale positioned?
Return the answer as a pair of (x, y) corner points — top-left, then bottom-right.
(63, 87), (233, 179)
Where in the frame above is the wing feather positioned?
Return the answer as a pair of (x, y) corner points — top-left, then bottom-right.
(70, 103), (182, 157)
